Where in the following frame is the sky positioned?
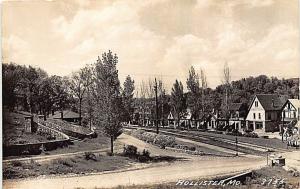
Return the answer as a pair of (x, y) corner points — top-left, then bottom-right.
(2, 0), (300, 91)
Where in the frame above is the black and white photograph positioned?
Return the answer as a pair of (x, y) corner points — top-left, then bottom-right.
(1, 0), (300, 188)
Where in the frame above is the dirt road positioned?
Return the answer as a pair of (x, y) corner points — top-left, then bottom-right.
(3, 155), (265, 189)
(4, 134), (267, 189)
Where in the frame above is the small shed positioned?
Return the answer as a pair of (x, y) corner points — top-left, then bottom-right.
(50, 110), (82, 123)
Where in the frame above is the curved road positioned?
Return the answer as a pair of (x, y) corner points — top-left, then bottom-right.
(4, 134), (267, 189)
(4, 156), (265, 189)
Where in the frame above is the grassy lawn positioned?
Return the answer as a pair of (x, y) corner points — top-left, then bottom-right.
(3, 110), (49, 146)
(42, 133), (111, 156)
(188, 130), (288, 149)
(145, 127), (291, 150)
(94, 166), (300, 189)
(3, 153), (135, 180)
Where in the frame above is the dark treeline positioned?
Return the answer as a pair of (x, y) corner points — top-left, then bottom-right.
(3, 60), (299, 126)
(135, 66), (299, 126)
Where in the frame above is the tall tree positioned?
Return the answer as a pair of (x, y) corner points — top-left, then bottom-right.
(69, 67), (91, 125)
(171, 80), (187, 128)
(50, 76), (70, 115)
(2, 63), (22, 110)
(94, 50), (123, 154)
(139, 80), (148, 126)
(186, 66), (201, 123)
(157, 78), (168, 126)
(222, 62), (231, 118)
(122, 75), (135, 123)
(200, 69), (208, 112)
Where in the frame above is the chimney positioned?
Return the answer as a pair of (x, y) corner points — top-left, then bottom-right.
(272, 98), (275, 107)
(61, 111), (64, 119)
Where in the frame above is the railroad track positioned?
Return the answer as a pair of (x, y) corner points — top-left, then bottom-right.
(125, 126), (288, 155)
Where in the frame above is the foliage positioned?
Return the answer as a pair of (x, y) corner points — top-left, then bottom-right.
(93, 50), (123, 154)
(123, 145), (138, 157)
(171, 80), (187, 127)
(122, 75), (135, 122)
(84, 152), (97, 161)
(131, 130), (176, 148)
(153, 134), (176, 148)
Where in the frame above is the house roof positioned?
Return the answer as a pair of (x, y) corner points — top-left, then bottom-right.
(287, 99), (300, 109)
(228, 103), (243, 111)
(51, 110), (80, 119)
(254, 94), (287, 111)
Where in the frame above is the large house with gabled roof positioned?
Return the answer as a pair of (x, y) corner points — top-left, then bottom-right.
(246, 94), (287, 133)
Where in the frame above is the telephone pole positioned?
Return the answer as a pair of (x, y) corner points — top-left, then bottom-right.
(155, 78), (159, 134)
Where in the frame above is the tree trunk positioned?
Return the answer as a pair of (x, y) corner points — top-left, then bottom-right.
(110, 135), (114, 154)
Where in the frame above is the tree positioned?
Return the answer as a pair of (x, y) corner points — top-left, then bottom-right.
(222, 62), (231, 118)
(122, 75), (135, 123)
(200, 69), (208, 112)
(186, 66), (201, 125)
(93, 50), (123, 154)
(2, 63), (22, 110)
(50, 76), (70, 115)
(139, 80), (148, 126)
(171, 80), (187, 128)
(156, 78), (168, 126)
(69, 67), (91, 125)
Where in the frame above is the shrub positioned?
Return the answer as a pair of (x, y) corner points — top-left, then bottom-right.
(132, 129), (145, 139)
(142, 149), (150, 157)
(141, 132), (157, 143)
(153, 134), (176, 148)
(243, 132), (258, 138)
(11, 160), (23, 167)
(188, 146), (196, 151)
(138, 149), (151, 162)
(123, 145), (138, 157)
(56, 159), (74, 167)
(84, 152), (97, 161)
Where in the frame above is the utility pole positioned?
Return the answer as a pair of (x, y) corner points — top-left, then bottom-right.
(235, 127), (238, 156)
(155, 78), (159, 134)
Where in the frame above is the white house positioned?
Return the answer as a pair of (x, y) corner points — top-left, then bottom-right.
(282, 99), (300, 122)
(167, 108), (193, 129)
(246, 94), (286, 133)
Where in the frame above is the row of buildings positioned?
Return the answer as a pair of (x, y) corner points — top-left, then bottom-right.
(134, 94), (300, 134)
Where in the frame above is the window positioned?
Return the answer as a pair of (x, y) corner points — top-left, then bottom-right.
(293, 111), (296, 118)
(255, 101), (258, 107)
(258, 113), (261, 119)
(267, 113), (271, 120)
(253, 113), (256, 119)
(256, 122), (263, 129)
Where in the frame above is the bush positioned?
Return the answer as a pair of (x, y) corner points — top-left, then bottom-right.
(56, 159), (74, 167)
(142, 149), (150, 157)
(132, 129), (145, 139)
(153, 134), (176, 148)
(123, 145), (138, 157)
(138, 149), (151, 162)
(189, 146), (196, 151)
(84, 152), (97, 161)
(243, 132), (258, 138)
(141, 132), (157, 143)
(11, 160), (23, 167)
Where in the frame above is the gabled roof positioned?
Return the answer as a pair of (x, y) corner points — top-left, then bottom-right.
(252, 94), (287, 111)
(228, 103), (243, 111)
(51, 110), (80, 119)
(286, 99), (300, 109)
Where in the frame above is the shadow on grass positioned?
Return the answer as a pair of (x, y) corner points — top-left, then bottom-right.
(151, 155), (188, 163)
